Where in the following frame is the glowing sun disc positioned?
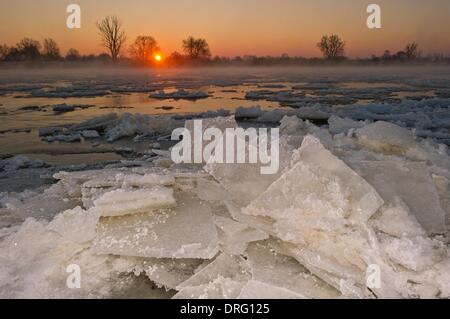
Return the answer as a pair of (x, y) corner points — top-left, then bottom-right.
(154, 54), (162, 61)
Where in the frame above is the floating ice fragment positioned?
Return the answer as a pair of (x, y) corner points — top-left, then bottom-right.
(234, 106), (263, 119)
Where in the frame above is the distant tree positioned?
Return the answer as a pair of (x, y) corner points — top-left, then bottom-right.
(317, 34), (346, 59)
(129, 36), (159, 64)
(393, 51), (408, 61)
(381, 50), (392, 60)
(405, 42), (419, 59)
(42, 38), (61, 60)
(97, 16), (126, 62)
(16, 38), (41, 60)
(65, 48), (81, 61)
(0, 44), (9, 61)
(97, 53), (111, 61)
(166, 51), (185, 65)
(182, 36), (211, 59)
(3, 47), (22, 61)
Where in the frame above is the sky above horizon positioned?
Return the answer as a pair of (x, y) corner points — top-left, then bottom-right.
(1, 0), (449, 58)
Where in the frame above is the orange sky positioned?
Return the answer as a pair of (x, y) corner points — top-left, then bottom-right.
(1, 0), (450, 58)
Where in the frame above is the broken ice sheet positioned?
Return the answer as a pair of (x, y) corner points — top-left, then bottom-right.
(214, 216), (268, 255)
(348, 159), (446, 235)
(245, 241), (340, 299)
(379, 234), (446, 272)
(176, 253), (251, 290)
(92, 193), (219, 259)
(196, 179), (230, 202)
(93, 186), (177, 217)
(204, 135), (295, 207)
(355, 121), (428, 160)
(243, 135), (384, 231)
(174, 253), (250, 299)
(47, 206), (99, 244)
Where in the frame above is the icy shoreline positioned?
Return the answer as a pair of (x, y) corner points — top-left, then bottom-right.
(0, 110), (449, 298)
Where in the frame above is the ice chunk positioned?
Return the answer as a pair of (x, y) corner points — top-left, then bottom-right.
(196, 179), (230, 202)
(120, 173), (175, 187)
(234, 106), (263, 119)
(348, 159), (446, 235)
(246, 242), (340, 298)
(42, 133), (81, 143)
(47, 206), (99, 244)
(204, 135), (295, 207)
(0, 155), (47, 171)
(243, 135), (384, 227)
(256, 109), (294, 123)
(150, 89), (210, 100)
(355, 121), (426, 160)
(71, 113), (118, 131)
(38, 127), (66, 137)
(93, 186), (176, 217)
(81, 130), (100, 139)
(214, 216), (268, 255)
(370, 200), (426, 238)
(328, 116), (366, 135)
(381, 235), (446, 271)
(92, 193), (219, 259)
(177, 253), (251, 290)
(105, 113), (151, 142)
(143, 258), (204, 290)
(52, 104), (75, 113)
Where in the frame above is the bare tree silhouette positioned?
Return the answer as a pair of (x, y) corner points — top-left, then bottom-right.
(97, 16), (126, 62)
(405, 43), (419, 59)
(182, 36), (211, 59)
(317, 34), (346, 59)
(129, 36), (159, 64)
(17, 38), (41, 60)
(43, 38), (61, 60)
(65, 48), (81, 61)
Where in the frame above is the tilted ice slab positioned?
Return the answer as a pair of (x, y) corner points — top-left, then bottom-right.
(174, 253), (251, 299)
(243, 135), (384, 226)
(214, 215), (268, 255)
(92, 193), (219, 259)
(245, 241), (340, 299)
(93, 187), (176, 217)
(348, 159), (446, 235)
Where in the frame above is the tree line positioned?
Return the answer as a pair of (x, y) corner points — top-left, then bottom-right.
(1, 15), (449, 66)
